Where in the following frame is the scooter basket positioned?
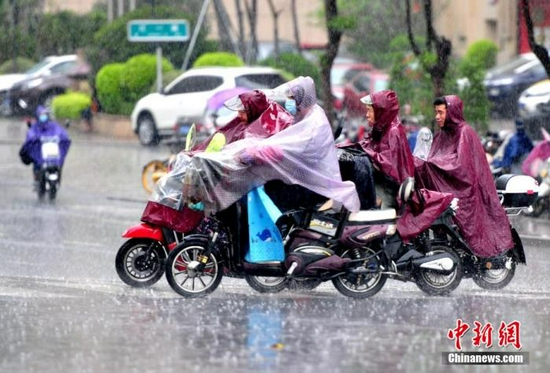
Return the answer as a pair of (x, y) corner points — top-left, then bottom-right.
(140, 201), (204, 233)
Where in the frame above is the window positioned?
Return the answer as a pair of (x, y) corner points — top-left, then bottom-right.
(235, 74), (286, 89)
(167, 76), (223, 95)
(50, 61), (77, 74)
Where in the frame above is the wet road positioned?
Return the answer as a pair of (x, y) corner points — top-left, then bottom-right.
(1, 118), (549, 373)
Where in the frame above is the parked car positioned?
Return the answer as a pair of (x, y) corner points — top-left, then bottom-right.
(518, 79), (550, 140)
(130, 66), (288, 146)
(485, 53), (548, 118)
(330, 60), (373, 110)
(1, 55), (80, 116)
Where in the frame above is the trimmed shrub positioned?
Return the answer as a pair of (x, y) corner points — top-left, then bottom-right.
(120, 54), (173, 102)
(192, 52), (244, 67)
(95, 63), (126, 114)
(0, 57), (36, 74)
(52, 91), (92, 120)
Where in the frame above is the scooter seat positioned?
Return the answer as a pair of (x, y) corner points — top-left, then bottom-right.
(348, 209), (396, 222)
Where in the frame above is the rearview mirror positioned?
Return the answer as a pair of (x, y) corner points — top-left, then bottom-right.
(185, 123), (197, 151)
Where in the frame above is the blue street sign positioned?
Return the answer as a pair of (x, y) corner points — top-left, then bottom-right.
(127, 19), (189, 42)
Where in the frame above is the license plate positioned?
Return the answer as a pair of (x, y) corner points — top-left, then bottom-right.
(489, 88), (500, 97)
(41, 142), (60, 159)
(179, 126), (190, 135)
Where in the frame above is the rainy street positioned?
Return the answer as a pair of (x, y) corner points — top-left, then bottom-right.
(1, 117), (550, 373)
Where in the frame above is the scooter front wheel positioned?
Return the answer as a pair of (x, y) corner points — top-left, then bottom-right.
(165, 239), (223, 298)
(115, 238), (166, 287)
(332, 247), (387, 299)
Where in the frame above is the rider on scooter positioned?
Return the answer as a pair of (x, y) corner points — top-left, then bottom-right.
(19, 106), (71, 189)
(414, 95), (514, 258)
(338, 90), (415, 210)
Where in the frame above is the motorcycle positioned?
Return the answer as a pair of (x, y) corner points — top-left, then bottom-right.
(164, 177), (464, 299)
(36, 135), (63, 200)
(529, 157), (550, 217)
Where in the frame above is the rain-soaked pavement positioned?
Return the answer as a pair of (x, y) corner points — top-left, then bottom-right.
(1, 117), (549, 373)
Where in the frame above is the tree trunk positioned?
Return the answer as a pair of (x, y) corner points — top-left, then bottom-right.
(213, 0), (239, 55)
(521, 0), (550, 77)
(266, 0), (281, 58)
(291, 0), (302, 54)
(321, 0), (342, 128)
(405, 0), (451, 100)
(244, 0), (258, 64)
(235, 0), (246, 58)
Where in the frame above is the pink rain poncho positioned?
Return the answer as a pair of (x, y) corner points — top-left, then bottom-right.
(173, 107), (360, 214)
(415, 95), (513, 258)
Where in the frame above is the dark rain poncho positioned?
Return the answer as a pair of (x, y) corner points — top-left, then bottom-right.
(415, 95), (513, 258)
(358, 90), (415, 186)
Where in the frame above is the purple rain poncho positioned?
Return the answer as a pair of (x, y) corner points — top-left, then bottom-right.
(151, 104), (360, 215)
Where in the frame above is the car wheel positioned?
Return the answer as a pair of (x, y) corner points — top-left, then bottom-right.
(137, 114), (159, 146)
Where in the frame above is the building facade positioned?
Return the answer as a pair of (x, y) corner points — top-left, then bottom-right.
(44, 0), (530, 64)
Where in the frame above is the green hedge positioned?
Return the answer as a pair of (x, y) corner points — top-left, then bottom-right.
(192, 52), (244, 67)
(95, 54), (173, 115)
(52, 91), (92, 120)
(120, 54), (173, 102)
(0, 57), (36, 74)
(96, 63), (126, 114)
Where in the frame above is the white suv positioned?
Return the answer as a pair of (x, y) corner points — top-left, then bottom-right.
(131, 66), (287, 145)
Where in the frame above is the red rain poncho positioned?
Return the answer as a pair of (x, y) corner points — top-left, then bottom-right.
(414, 95), (513, 258)
(193, 90), (292, 152)
(358, 90), (415, 185)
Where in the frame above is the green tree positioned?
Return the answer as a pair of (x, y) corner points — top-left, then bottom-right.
(35, 10), (106, 57)
(458, 40), (498, 133)
(260, 53), (321, 90)
(340, 0), (426, 69)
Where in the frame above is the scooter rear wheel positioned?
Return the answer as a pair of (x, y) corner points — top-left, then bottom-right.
(472, 257), (516, 290)
(245, 275), (287, 293)
(115, 238), (166, 288)
(165, 239), (223, 298)
(332, 248), (387, 299)
(414, 245), (462, 296)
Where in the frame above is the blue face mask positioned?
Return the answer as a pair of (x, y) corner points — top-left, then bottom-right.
(285, 99), (297, 116)
(38, 114), (48, 123)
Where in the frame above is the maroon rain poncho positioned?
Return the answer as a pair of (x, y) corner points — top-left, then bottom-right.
(415, 95), (514, 258)
(358, 90), (415, 185)
(193, 90), (292, 152)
